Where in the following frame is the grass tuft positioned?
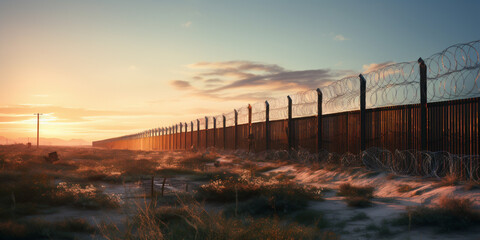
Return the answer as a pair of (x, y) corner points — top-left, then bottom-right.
(393, 196), (480, 232)
(337, 183), (374, 208)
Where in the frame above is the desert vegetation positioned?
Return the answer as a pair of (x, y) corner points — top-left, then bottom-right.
(0, 144), (479, 239)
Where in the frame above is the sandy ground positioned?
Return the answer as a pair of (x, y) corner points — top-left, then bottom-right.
(268, 163), (480, 240)
(16, 149), (480, 240)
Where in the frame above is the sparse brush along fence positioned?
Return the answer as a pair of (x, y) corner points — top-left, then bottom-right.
(93, 40), (480, 181)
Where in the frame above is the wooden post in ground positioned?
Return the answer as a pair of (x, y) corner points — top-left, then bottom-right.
(151, 176), (154, 197)
(161, 177), (166, 197)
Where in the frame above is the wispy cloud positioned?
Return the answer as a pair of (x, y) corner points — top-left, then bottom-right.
(182, 21), (192, 28)
(362, 61), (395, 73)
(333, 34), (348, 41)
(171, 60), (354, 101)
(170, 80), (192, 89)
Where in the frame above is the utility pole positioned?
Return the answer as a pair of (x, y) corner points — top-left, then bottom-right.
(34, 113), (43, 149)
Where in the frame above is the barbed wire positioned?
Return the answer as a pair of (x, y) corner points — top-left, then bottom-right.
(323, 40), (480, 113)
(282, 147), (479, 183)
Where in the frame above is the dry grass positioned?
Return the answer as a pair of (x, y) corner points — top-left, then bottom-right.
(337, 183), (374, 207)
(433, 174), (461, 188)
(393, 196), (480, 231)
(100, 196), (338, 240)
(397, 184), (415, 193)
(197, 172), (324, 203)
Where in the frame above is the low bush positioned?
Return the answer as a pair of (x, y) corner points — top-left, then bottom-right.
(101, 197), (337, 240)
(197, 173), (324, 203)
(393, 196), (480, 232)
(337, 183), (374, 208)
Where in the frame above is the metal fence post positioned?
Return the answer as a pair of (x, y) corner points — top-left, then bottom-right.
(175, 124), (178, 150)
(197, 119), (200, 149)
(178, 123), (183, 149)
(248, 104), (252, 152)
(213, 117), (216, 147)
(184, 122), (187, 150)
(191, 121), (193, 148)
(359, 74), (366, 152)
(419, 58), (428, 151)
(169, 126), (172, 150)
(163, 128), (166, 150)
(205, 116), (208, 149)
(287, 95), (294, 151)
(223, 115), (226, 150)
(234, 109), (238, 150)
(265, 101), (270, 151)
(316, 88), (323, 152)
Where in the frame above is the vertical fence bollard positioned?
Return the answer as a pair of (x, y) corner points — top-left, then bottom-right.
(180, 123), (183, 150)
(359, 74), (366, 152)
(234, 109), (238, 150)
(316, 88), (323, 152)
(419, 58), (428, 151)
(197, 119), (200, 149)
(205, 116), (208, 149)
(213, 117), (216, 147)
(223, 115), (226, 150)
(265, 101), (270, 151)
(184, 122), (187, 150)
(163, 128), (166, 151)
(287, 96), (294, 151)
(191, 121), (194, 149)
(248, 104), (252, 152)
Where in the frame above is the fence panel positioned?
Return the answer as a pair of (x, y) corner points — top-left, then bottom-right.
(237, 124), (250, 150)
(269, 119), (288, 150)
(225, 126), (235, 149)
(294, 116), (317, 153)
(252, 122), (266, 152)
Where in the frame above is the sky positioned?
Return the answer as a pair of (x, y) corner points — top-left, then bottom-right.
(0, 0), (479, 143)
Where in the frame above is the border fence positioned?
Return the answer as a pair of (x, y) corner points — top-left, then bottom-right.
(93, 40), (480, 181)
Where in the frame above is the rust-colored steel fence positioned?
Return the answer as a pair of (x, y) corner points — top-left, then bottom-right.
(93, 40), (480, 181)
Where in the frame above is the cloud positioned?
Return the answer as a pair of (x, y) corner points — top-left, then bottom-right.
(362, 61), (395, 73)
(170, 80), (192, 89)
(174, 60), (354, 101)
(0, 105), (153, 124)
(333, 34), (348, 41)
(182, 21), (192, 27)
